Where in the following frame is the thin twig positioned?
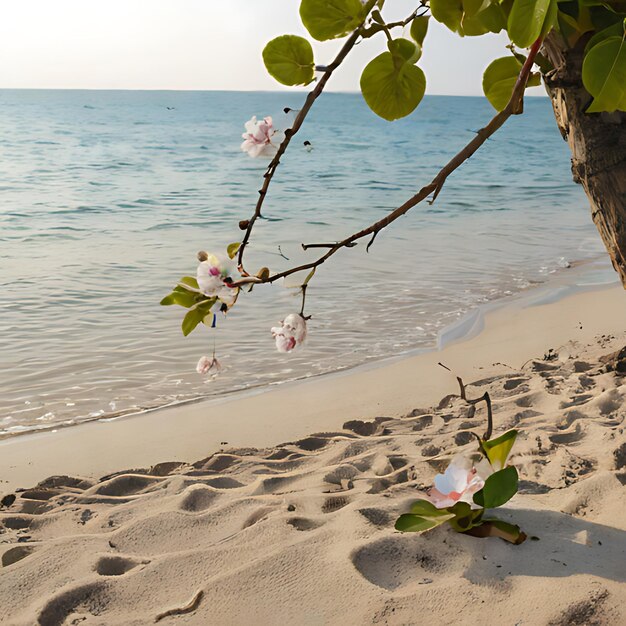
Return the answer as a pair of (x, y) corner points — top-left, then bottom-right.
(154, 590), (204, 623)
(302, 242), (357, 250)
(455, 376), (493, 441)
(230, 38), (543, 288)
(237, 27), (365, 275)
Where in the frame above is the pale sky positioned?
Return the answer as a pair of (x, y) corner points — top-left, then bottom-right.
(0, 0), (544, 96)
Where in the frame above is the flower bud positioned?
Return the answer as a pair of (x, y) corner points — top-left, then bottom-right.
(239, 220), (250, 230)
(197, 250), (209, 262)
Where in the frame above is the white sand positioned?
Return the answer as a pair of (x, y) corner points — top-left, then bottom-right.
(1, 283), (625, 624)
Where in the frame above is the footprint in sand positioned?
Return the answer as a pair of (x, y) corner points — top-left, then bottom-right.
(1, 544), (36, 568)
(322, 496), (350, 514)
(411, 414), (434, 432)
(613, 443), (626, 470)
(503, 377), (529, 391)
(36, 580), (108, 626)
(351, 536), (444, 591)
(287, 517), (323, 531)
(178, 485), (219, 512)
(343, 419), (383, 437)
(94, 474), (163, 497)
(358, 507), (392, 527)
(95, 554), (148, 576)
(549, 423), (585, 445)
(559, 394), (594, 409)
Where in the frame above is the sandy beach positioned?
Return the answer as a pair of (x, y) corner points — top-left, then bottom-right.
(1, 282), (626, 625)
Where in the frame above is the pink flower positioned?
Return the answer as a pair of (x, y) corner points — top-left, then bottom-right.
(196, 252), (238, 308)
(196, 355), (221, 375)
(427, 455), (487, 509)
(271, 313), (307, 353)
(241, 116), (277, 158)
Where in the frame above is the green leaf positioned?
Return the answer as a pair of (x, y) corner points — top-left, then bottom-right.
(447, 501), (482, 531)
(583, 35), (626, 112)
(179, 276), (199, 289)
(262, 35), (315, 86)
(226, 242), (241, 260)
(388, 38), (420, 64)
(463, 0), (486, 18)
(181, 298), (217, 336)
(473, 466), (519, 509)
(465, 1), (509, 34)
(430, 0), (464, 32)
(299, 0), (365, 41)
(482, 57), (523, 111)
(410, 15), (430, 45)
(507, 0), (554, 47)
(395, 499), (457, 532)
(395, 514), (446, 532)
(464, 518), (527, 544)
(160, 290), (197, 308)
(461, 12), (490, 35)
(360, 51), (426, 121)
(585, 20), (625, 53)
(409, 499), (454, 518)
(482, 429), (518, 469)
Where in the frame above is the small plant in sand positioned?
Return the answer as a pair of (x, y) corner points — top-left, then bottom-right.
(396, 375), (526, 544)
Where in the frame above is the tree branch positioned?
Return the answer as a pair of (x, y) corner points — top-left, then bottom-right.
(237, 28), (364, 275)
(230, 37), (544, 288)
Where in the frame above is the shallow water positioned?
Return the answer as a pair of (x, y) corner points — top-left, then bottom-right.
(0, 90), (612, 436)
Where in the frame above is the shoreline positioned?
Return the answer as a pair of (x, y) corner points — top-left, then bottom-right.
(1, 273), (624, 494)
(0, 255), (614, 443)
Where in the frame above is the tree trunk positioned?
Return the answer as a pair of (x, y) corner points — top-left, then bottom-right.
(542, 34), (626, 285)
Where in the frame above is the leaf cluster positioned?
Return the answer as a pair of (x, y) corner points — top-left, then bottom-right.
(261, 0), (626, 118)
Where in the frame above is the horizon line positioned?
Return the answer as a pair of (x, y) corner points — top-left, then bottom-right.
(0, 87), (549, 97)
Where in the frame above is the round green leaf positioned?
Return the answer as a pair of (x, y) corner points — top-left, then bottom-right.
(430, 0), (464, 32)
(463, 2), (509, 35)
(360, 51), (426, 121)
(410, 15), (430, 45)
(507, 0), (554, 47)
(482, 56), (523, 111)
(299, 0), (365, 41)
(583, 35), (626, 112)
(395, 514), (443, 532)
(388, 38), (421, 64)
(473, 466), (519, 509)
(463, 0), (486, 18)
(262, 35), (315, 86)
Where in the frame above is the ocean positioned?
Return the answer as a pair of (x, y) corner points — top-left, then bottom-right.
(0, 90), (613, 437)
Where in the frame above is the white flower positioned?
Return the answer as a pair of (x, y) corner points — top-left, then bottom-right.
(241, 116), (278, 158)
(271, 313), (307, 353)
(196, 355), (221, 375)
(196, 253), (238, 307)
(427, 454), (487, 509)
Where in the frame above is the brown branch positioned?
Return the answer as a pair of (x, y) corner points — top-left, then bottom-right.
(154, 590), (204, 623)
(237, 27), (365, 275)
(230, 37), (544, 289)
(301, 242), (357, 250)
(455, 376), (493, 441)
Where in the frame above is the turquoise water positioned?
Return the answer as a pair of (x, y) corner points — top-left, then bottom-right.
(0, 90), (611, 436)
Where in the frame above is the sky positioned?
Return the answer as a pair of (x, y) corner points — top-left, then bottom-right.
(0, 0), (544, 96)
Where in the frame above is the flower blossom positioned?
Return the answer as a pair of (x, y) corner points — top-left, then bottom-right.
(427, 455), (491, 509)
(196, 355), (221, 375)
(196, 252), (238, 307)
(271, 313), (307, 353)
(241, 116), (277, 158)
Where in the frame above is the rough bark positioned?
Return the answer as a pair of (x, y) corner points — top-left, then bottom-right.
(542, 34), (626, 285)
